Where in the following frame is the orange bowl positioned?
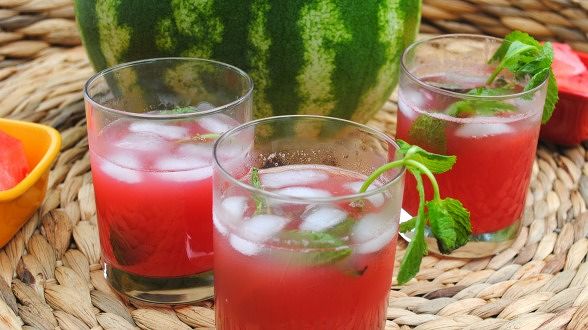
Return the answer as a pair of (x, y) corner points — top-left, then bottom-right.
(0, 118), (61, 247)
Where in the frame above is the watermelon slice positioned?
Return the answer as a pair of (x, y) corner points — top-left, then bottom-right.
(551, 43), (588, 97)
(552, 42), (587, 77)
(0, 130), (29, 191)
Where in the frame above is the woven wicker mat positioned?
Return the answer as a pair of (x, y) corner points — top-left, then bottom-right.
(2, 46), (588, 330)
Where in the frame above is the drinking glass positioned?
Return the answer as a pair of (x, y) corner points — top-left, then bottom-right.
(213, 115), (404, 329)
(396, 34), (547, 258)
(84, 58), (253, 304)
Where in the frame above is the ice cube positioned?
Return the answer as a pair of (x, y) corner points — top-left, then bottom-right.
(115, 132), (167, 152)
(195, 101), (216, 111)
(398, 92), (424, 119)
(213, 214), (229, 236)
(154, 155), (210, 171)
(198, 114), (235, 133)
(176, 143), (213, 159)
(229, 234), (263, 256)
(261, 169), (329, 189)
(128, 121), (189, 140)
(345, 181), (385, 207)
(299, 206), (348, 232)
(100, 155), (142, 184)
(455, 122), (514, 138)
(240, 214), (288, 242)
(159, 166), (213, 182)
(354, 227), (396, 254)
(352, 213), (397, 254)
(109, 153), (141, 168)
(221, 196), (248, 222)
(274, 187), (332, 199)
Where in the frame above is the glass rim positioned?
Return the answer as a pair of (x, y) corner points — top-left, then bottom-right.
(83, 57), (254, 119)
(400, 33), (549, 101)
(213, 115), (406, 203)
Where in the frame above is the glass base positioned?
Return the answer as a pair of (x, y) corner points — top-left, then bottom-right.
(104, 264), (214, 305)
(400, 210), (522, 259)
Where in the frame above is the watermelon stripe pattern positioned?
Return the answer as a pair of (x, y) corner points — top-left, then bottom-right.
(75, 0), (421, 121)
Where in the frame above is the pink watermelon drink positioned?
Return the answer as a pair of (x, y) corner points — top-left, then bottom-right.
(84, 58), (252, 304)
(213, 116), (405, 329)
(396, 34), (552, 258)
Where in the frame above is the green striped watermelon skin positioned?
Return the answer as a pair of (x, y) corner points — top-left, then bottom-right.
(75, 0), (421, 122)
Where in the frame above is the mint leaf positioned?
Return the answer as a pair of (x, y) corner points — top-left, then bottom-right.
(467, 86), (516, 97)
(159, 106), (196, 114)
(399, 217), (417, 233)
(427, 198), (471, 254)
(542, 71), (558, 123)
(110, 227), (142, 266)
(251, 167), (267, 214)
(177, 133), (221, 144)
(489, 31), (541, 64)
(397, 139), (456, 174)
(397, 169), (428, 284)
(408, 115), (447, 154)
(276, 230), (352, 266)
(486, 31), (557, 122)
(445, 99), (517, 117)
(325, 218), (355, 238)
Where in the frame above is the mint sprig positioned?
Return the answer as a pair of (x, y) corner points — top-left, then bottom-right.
(360, 139), (471, 284)
(486, 31), (558, 123)
(248, 142), (470, 284)
(276, 230), (352, 266)
(408, 31), (559, 148)
(251, 167), (269, 214)
(250, 168), (355, 268)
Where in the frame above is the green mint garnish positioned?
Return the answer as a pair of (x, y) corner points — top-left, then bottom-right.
(276, 230), (352, 266)
(399, 217), (417, 233)
(408, 115), (447, 153)
(486, 31), (558, 123)
(249, 168), (355, 268)
(159, 106), (197, 114)
(408, 30), (558, 147)
(248, 143), (470, 284)
(251, 167), (269, 214)
(360, 139), (471, 284)
(445, 99), (517, 117)
(109, 226), (141, 266)
(176, 133), (221, 144)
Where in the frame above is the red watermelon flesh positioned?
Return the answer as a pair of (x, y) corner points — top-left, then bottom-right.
(0, 130), (29, 191)
(552, 42), (586, 77)
(551, 43), (588, 97)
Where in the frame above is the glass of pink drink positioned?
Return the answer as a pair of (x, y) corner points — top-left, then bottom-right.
(213, 116), (405, 329)
(396, 35), (548, 258)
(84, 58), (253, 304)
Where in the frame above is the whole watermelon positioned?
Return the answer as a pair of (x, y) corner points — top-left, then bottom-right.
(74, 0), (421, 122)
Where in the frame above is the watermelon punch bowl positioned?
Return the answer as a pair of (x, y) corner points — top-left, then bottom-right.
(396, 34), (548, 258)
(212, 115), (404, 329)
(83, 57), (253, 305)
(73, 0), (421, 123)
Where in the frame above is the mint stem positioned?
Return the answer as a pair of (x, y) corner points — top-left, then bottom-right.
(359, 160), (404, 194)
(359, 158), (441, 202)
(404, 159), (441, 201)
(396, 170), (427, 284)
(485, 66), (502, 86)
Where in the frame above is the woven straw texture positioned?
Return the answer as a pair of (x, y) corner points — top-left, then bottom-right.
(422, 0), (588, 52)
(1, 1), (588, 329)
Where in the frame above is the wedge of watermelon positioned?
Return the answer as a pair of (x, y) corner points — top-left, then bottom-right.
(0, 130), (29, 191)
(540, 45), (588, 145)
(552, 43), (588, 97)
